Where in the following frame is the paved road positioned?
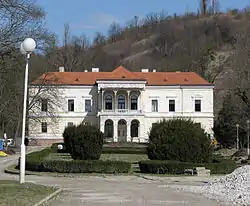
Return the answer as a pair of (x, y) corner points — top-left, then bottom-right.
(0, 148), (225, 206)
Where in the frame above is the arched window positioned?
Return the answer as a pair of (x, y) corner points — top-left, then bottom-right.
(131, 120), (139, 137)
(118, 95), (125, 109)
(105, 95), (112, 110)
(104, 120), (113, 137)
(130, 95), (138, 110)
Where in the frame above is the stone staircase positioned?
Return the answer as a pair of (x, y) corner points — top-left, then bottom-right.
(184, 167), (211, 176)
(194, 167), (211, 176)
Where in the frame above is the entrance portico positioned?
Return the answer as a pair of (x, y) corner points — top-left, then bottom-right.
(100, 116), (144, 143)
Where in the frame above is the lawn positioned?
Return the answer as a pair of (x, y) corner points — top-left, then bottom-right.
(45, 153), (148, 163)
(0, 180), (56, 206)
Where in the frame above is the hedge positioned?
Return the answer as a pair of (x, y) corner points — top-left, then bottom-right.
(17, 148), (131, 173)
(102, 147), (146, 154)
(25, 160), (131, 173)
(51, 143), (147, 154)
(139, 160), (238, 175)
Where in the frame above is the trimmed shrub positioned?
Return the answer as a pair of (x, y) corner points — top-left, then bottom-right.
(51, 143), (147, 154)
(63, 124), (104, 160)
(36, 160), (131, 173)
(102, 147), (146, 154)
(17, 148), (131, 173)
(63, 125), (76, 152)
(147, 118), (213, 163)
(139, 160), (237, 174)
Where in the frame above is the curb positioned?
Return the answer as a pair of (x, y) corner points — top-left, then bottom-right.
(33, 188), (62, 206)
(4, 168), (34, 175)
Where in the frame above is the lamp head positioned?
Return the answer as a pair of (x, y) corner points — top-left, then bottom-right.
(20, 43), (27, 55)
(22, 38), (36, 53)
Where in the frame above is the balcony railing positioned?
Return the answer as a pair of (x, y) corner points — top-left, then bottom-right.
(101, 109), (143, 114)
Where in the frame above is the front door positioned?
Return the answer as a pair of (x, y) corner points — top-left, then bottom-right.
(118, 120), (127, 142)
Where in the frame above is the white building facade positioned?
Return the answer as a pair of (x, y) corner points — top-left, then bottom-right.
(28, 66), (214, 145)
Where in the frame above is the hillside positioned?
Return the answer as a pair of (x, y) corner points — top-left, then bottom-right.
(43, 10), (250, 116)
(2, 4), (250, 138)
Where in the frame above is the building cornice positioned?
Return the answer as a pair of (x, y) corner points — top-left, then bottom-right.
(146, 85), (214, 89)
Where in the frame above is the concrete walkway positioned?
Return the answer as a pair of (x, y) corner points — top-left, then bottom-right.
(0, 148), (225, 206)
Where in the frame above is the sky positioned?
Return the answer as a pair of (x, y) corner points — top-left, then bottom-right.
(36, 0), (250, 44)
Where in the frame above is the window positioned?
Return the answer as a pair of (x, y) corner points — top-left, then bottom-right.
(68, 122), (73, 127)
(85, 99), (92, 112)
(195, 123), (201, 128)
(169, 99), (175, 112)
(84, 121), (91, 125)
(105, 95), (112, 110)
(118, 95), (125, 109)
(131, 95), (138, 110)
(195, 100), (201, 112)
(151, 100), (158, 112)
(131, 120), (139, 137)
(152, 123), (157, 129)
(41, 122), (47, 133)
(68, 99), (74, 112)
(41, 99), (48, 112)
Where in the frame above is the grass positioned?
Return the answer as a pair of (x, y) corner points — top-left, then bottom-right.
(0, 180), (56, 206)
(45, 153), (148, 163)
(44, 152), (148, 173)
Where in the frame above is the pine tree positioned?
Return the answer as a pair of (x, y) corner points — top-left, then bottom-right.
(213, 93), (238, 148)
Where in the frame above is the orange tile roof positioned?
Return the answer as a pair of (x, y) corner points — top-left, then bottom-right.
(31, 66), (212, 86)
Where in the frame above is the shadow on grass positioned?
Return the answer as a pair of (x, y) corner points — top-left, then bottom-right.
(0, 180), (56, 206)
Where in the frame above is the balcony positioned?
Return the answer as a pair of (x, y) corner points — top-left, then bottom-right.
(99, 109), (144, 116)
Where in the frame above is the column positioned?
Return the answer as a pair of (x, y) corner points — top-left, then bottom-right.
(100, 122), (104, 133)
(127, 90), (130, 112)
(140, 89), (145, 112)
(127, 121), (131, 142)
(114, 90), (117, 112)
(101, 89), (104, 112)
(113, 120), (118, 142)
(98, 89), (101, 112)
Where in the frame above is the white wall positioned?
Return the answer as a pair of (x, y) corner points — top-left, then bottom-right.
(28, 84), (214, 141)
(143, 86), (213, 116)
(28, 85), (98, 140)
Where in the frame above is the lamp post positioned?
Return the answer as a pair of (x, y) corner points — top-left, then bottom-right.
(19, 38), (36, 184)
(247, 120), (250, 157)
(236, 124), (239, 150)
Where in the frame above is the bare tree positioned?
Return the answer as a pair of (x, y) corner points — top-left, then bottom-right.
(93, 32), (106, 46)
(0, 0), (55, 138)
(108, 22), (122, 43)
(46, 23), (90, 72)
(27, 72), (64, 139)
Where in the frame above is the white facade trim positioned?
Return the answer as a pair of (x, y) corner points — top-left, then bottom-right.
(28, 80), (214, 143)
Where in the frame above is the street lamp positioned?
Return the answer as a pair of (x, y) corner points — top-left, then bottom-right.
(247, 120), (250, 157)
(19, 38), (36, 184)
(236, 124), (239, 150)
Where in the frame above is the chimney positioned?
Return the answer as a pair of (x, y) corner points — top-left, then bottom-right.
(153, 69), (156, 72)
(141, 69), (149, 72)
(59, 66), (64, 72)
(92, 68), (99, 72)
(84, 70), (88, 72)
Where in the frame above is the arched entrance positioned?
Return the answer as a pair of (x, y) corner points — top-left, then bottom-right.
(118, 119), (127, 142)
(131, 119), (140, 139)
(104, 119), (114, 138)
